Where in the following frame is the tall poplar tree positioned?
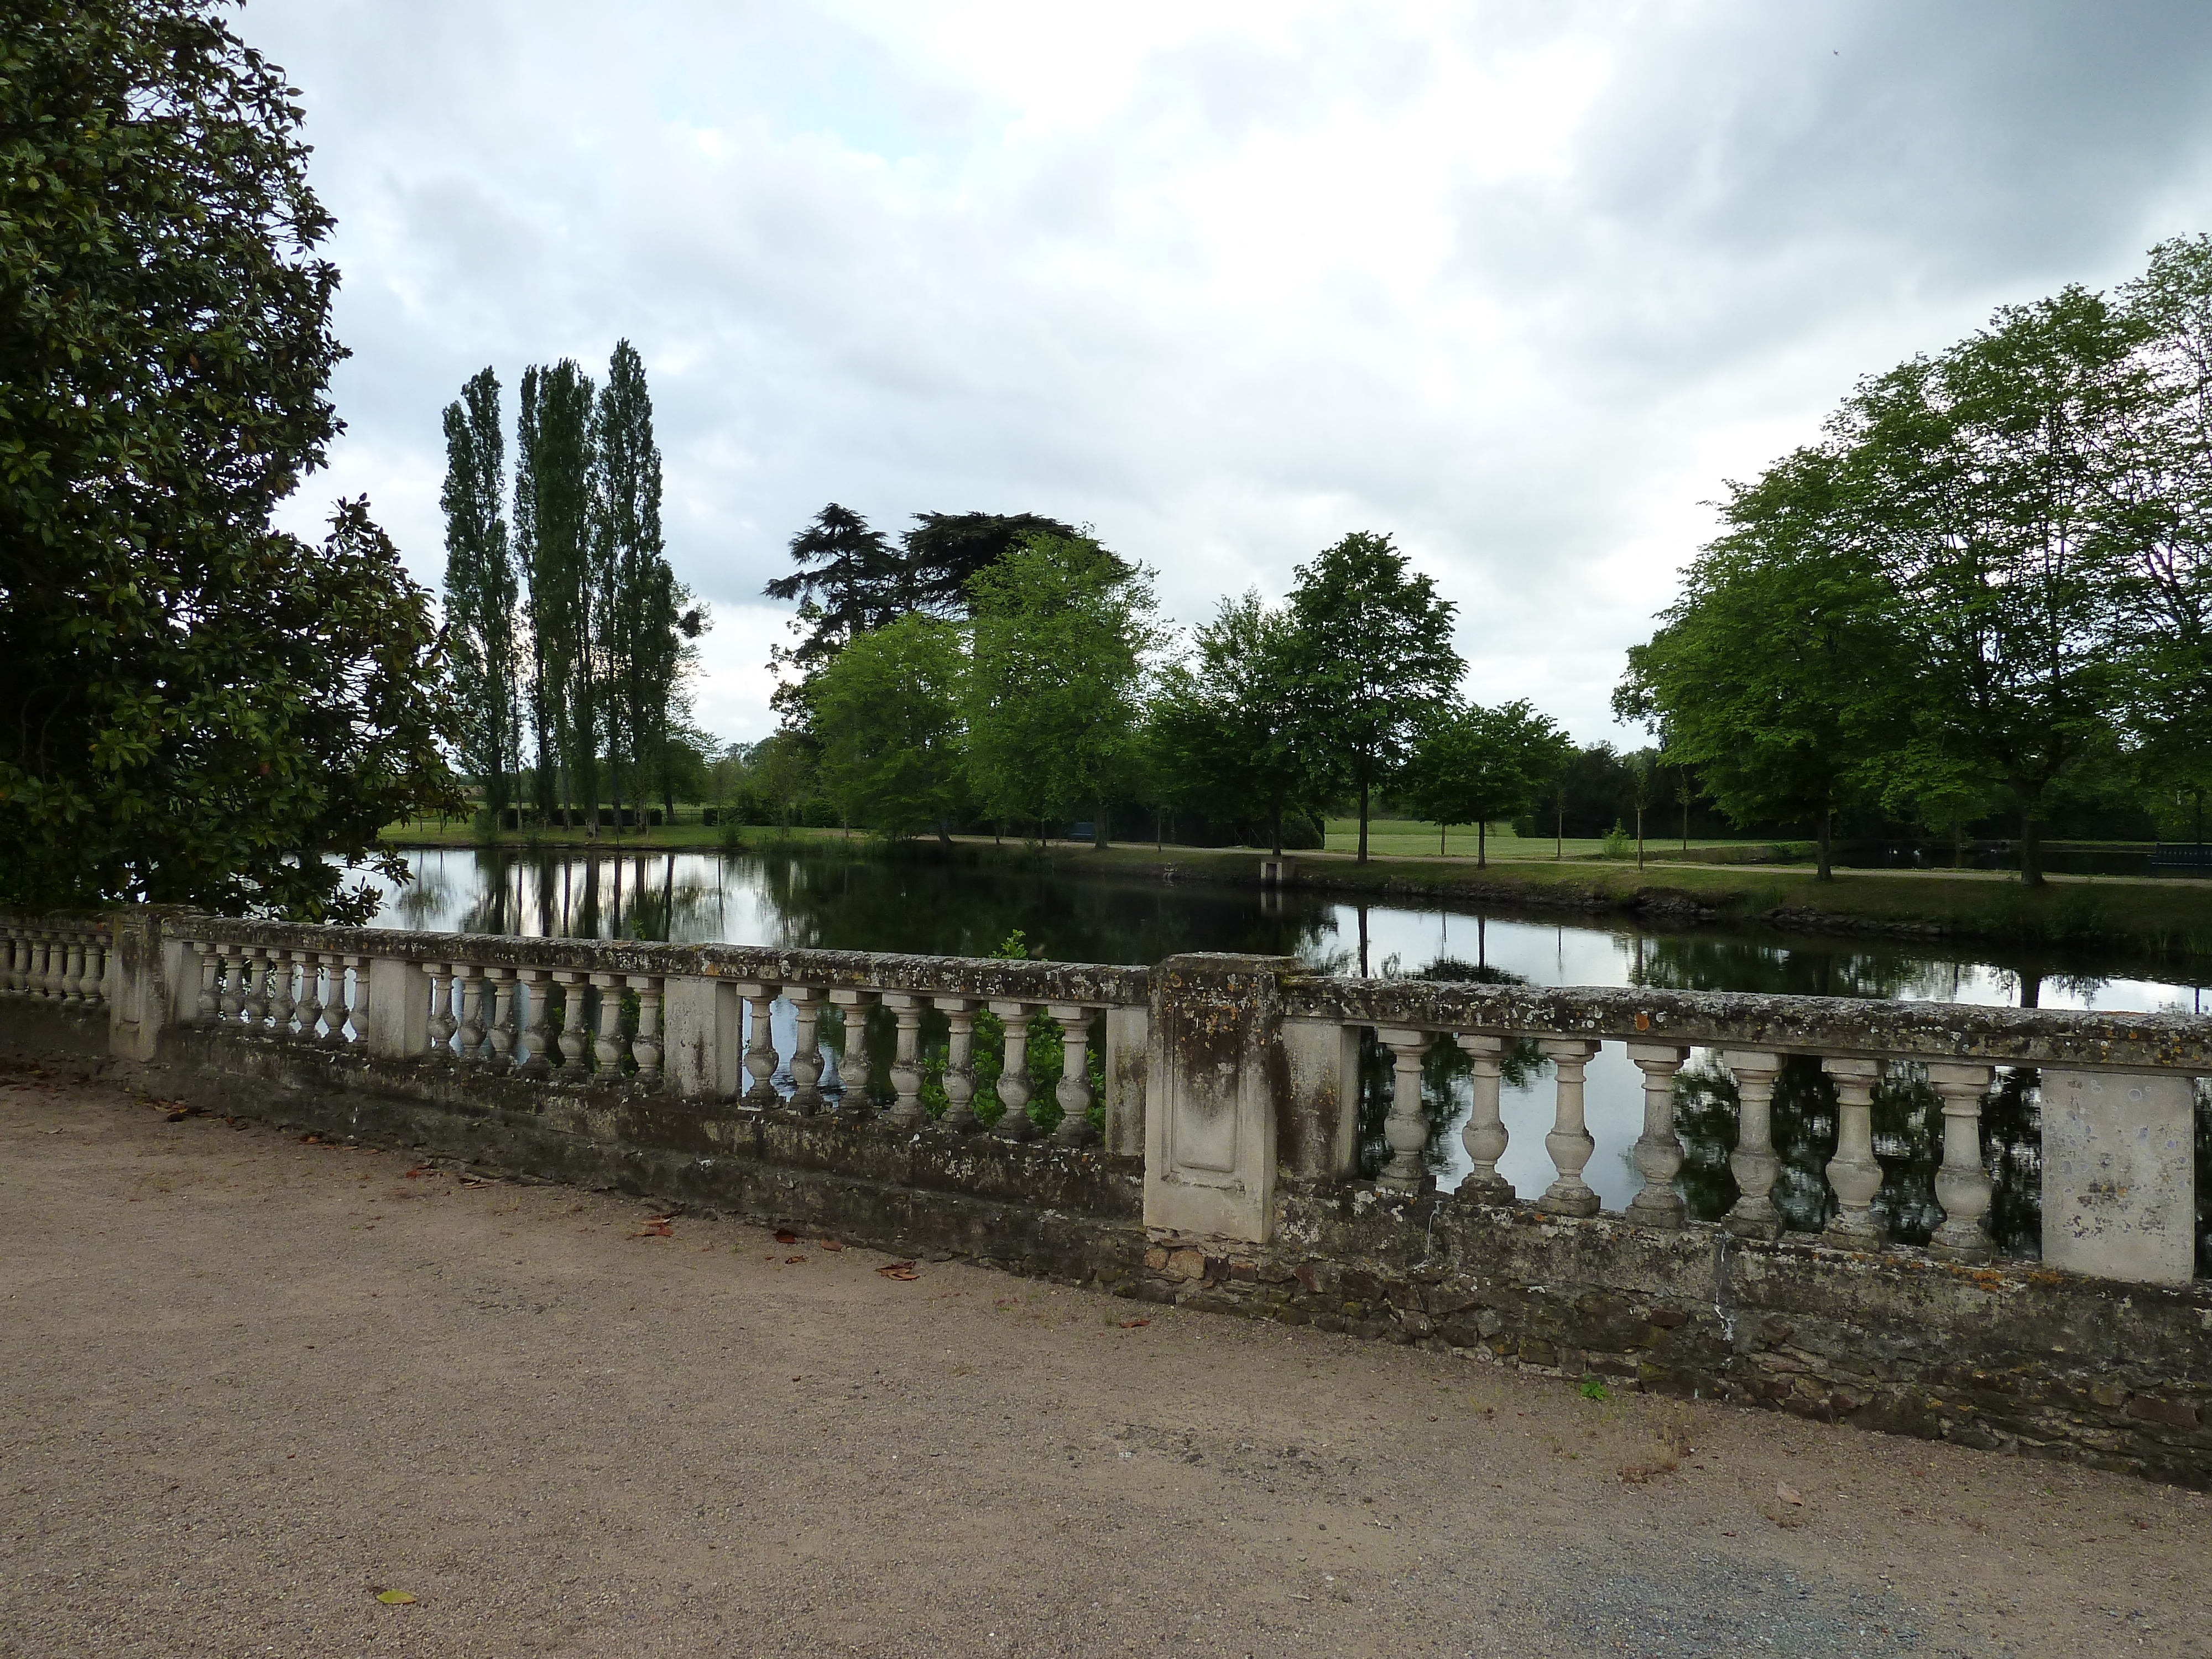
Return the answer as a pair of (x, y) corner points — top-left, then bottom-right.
(517, 359), (597, 828)
(440, 368), (521, 819)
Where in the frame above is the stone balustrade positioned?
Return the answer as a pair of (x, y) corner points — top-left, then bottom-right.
(0, 916), (112, 1013)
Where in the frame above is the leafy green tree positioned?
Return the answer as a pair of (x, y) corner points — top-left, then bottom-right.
(1616, 450), (1904, 880)
(0, 0), (456, 917)
(965, 535), (1159, 847)
(440, 367), (522, 821)
(1147, 592), (1316, 855)
(1840, 288), (2148, 885)
(810, 615), (968, 844)
(1402, 700), (1572, 866)
(517, 359), (597, 828)
(1282, 532), (1463, 863)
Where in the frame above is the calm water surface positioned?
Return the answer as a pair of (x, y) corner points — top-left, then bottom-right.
(373, 845), (2211, 1262)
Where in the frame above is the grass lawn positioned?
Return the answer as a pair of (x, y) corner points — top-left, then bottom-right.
(1319, 816), (1783, 863)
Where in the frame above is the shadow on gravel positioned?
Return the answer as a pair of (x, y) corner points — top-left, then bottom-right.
(1528, 1549), (1927, 1657)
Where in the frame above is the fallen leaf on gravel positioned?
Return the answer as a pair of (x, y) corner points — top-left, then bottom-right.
(458, 1177), (488, 1188)
(629, 1219), (674, 1239)
(774, 1230), (799, 1244)
(818, 1239), (843, 1251)
(1776, 1483), (1803, 1505)
(785, 1254), (807, 1264)
(374, 1589), (417, 1605)
(878, 1261), (920, 1280)
(1118, 1318), (1150, 1329)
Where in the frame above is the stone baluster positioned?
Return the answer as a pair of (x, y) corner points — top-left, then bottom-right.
(990, 1000), (1036, 1141)
(1927, 1062), (1997, 1262)
(883, 993), (928, 1129)
(1050, 1004), (1098, 1146)
(786, 989), (826, 1112)
(1376, 1026), (1434, 1192)
(515, 969), (554, 1075)
(216, 944), (245, 1023)
(486, 969), (518, 1071)
(936, 997), (979, 1133)
(453, 964), (489, 1062)
(241, 948), (272, 1032)
(61, 933), (86, 1006)
(1625, 1043), (1691, 1229)
(292, 950), (324, 1044)
(192, 942), (220, 1024)
(830, 989), (879, 1117)
(1821, 1057), (1887, 1246)
(424, 963), (457, 1060)
(42, 932), (65, 1001)
(628, 975), (663, 1089)
(82, 935), (108, 1009)
(1455, 1033), (1512, 1203)
(738, 984), (780, 1104)
(552, 972), (589, 1076)
(589, 972), (627, 1078)
(1535, 1038), (1603, 1216)
(1, 927), (19, 995)
(322, 955), (358, 1047)
(267, 949), (298, 1040)
(1721, 1050), (1785, 1240)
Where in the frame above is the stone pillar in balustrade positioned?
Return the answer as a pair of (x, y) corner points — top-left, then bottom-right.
(1277, 1014), (1363, 1181)
(104, 907), (186, 1062)
(829, 989), (877, 1116)
(786, 989), (826, 1112)
(735, 983), (781, 1105)
(1926, 1062), (1995, 1263)
(1535, 1037), (1602, 1217)
(484, 969), (518, 1070)
(1625, 1042), (1690, 1229)
(1102, 1003), (1149, 1157)
(1456, 1033), (1512, 1204)
(2041, 1068), (2197, 1285)
(514, 969), (555, 1076)
(1050, 1004), (1097, 1146)
(884, 993), (928, 1129)
(552, 972), (589, 1075)
(1142, 953), (1290, 1245)
(1721, 1051), (1785, 1240)
(628, 975), (664, 1089)
(1821, 1056), (1887, 1246)
(589, 971), (627, 1079)
(935, 997), (979, 1132)
(1375, 1026), (1434, 1193)
(989, 1000), (1036, 1141)
(363, 955), (432, 1061)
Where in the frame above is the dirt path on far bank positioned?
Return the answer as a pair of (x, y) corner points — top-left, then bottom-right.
(3, 1065), (2206, 1658)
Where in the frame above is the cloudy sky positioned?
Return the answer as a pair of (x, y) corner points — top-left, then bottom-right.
(246, 0), (2212, 745)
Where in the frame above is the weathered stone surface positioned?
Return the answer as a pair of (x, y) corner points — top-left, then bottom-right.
(2041, 1070), (2197, 1285)
(1142, 954), (1286, 1244)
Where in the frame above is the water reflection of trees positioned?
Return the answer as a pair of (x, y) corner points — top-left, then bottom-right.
(1633, 936), (1990, 1004)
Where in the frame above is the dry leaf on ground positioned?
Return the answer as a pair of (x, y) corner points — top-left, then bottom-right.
(373, 1589), (417, 1605)
(774, 1230), (799, 1244)
(1118, 1318), (1150, 1329)
(1777, 1483), (1803, 1505)
(878, 1260), (920, 1281)
(819, 1239), (843, 1251)
(785, 1254), (807, 1264)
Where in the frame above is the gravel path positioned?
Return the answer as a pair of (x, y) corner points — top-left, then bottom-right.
(3, 1063), (2206, 1657)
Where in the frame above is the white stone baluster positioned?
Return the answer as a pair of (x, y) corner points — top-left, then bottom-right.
(884, 993), (928, 1129)
(990, 1000), (1035, 1141)
(1050, 1004), (1097, 1146)
(1455, 1033), (1511, 1203)
(628, 975), (662, 1088)
(82, 935), (108, 1009)
(1376, 1026), (1433, 1192)
(191, 942), (220, 1024)
(1, 927), (20, 995)
(786, 989), (826, 1112)
(1822, 1056), (1887, 1246)
(241, 948), (273, 1032)
(830, 989), (879, 1117)
(292, 950), (324, 1043)
(322, 955), (357, 1047)
(590, 972), (626, 1078)
(453, 964), (489, 1062)
(216, 945), (245, 1024)
(61, 934), (86, 1006)
(486, 969), (518, 1071)
(1626, 1043), (1691, 1229)
(515, 969), (554, 1074)
(267, 949), (298, 1039)
(738, 983), (779, 1104)
(1721, 1050), (1785, 1240)
(1927, 1062), (1997, 1262)
(553, 971), (589, 1076)
(424, 963), (456, 1059)
(1535, 1038), (1602, 1216)
(936, 997), (979, 1133)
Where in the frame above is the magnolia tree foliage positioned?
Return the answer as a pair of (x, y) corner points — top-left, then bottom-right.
(1, 0), (456, 917)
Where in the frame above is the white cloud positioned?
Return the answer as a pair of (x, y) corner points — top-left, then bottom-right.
(252, 0), (2212, 744)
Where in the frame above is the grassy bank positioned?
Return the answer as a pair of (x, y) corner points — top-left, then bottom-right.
(378, 817), (2212, 958)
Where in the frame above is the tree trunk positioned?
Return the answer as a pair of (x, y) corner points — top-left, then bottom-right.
(1093, 800), (1108, 852)
(1271, 804), (1284, 858)
(1358, 778), (1371, 864)
(1681, 801), (1688, 852)
(1477, 819), (1486, 869)
(936, 819), (953, 849)
(1556, 806), (1564, 860)
(2021, 801), (2046, 888)
(1815, 809), (1833, 881)
(1438, 821), (1446, 857)
(1635, 806), (1644, 870)
(1358, 905), (1370, 977)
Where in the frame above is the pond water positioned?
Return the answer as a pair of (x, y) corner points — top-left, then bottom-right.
(372, 844), (2211, 1267)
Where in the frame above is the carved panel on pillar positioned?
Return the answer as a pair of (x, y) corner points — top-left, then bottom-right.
(2042, 1070), (2197, 1286)
(1144, 953), (1290, 1245)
